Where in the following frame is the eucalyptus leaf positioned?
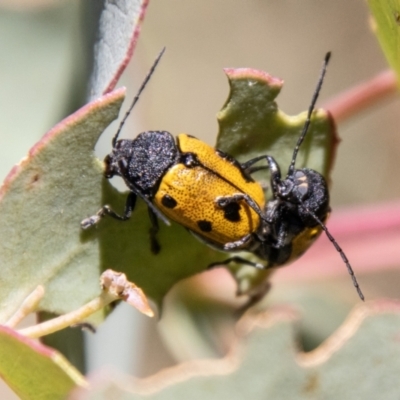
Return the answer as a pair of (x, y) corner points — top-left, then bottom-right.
(0, 326), (85, 400)
(73, 301), (400, 400)
(88, 0), (149, 99)
(0, 89), (125, 323)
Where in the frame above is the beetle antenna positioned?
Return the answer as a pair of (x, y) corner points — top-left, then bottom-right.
(301, 203), (364, 301)
(287, 52), (331, 177)
(112, 47), (166, 147)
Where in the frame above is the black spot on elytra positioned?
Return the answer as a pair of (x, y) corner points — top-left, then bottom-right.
(222, 202), (241, 222)
(197, 220), (212, 232)
(161, 194), (177, 209)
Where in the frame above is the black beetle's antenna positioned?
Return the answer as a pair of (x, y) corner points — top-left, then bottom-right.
(287, 52), (331, 177)
(285, 52), (364, 300)
(112, 47), (166, 147)
(301, 203), (365, 301)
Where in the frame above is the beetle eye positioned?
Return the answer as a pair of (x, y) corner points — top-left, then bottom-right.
(296, 182), (308, 198)
(293, 170), (309, 199)
(104, 154), (115, 178)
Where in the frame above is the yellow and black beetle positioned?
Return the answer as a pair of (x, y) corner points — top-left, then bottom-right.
(82, 126), (267, 256)
(82, 49), (364, 300)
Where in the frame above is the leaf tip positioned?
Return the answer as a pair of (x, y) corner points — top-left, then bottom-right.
(101, 269), (154, 317)
(223, 67), (284, 89)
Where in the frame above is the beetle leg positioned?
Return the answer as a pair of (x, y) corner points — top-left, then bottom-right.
(81, 192), (137, 229)
(147, 207), (161, 254)
(245, 165), (269, 175)
(209, 256), (272, 314)
(276, 221), (289, 248)
(223, 234), (253, 250)
(240, 155), (268, 171)
(234, 280), (272, 317)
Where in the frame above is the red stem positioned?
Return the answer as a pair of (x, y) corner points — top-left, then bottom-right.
(323, 69), (398, 123)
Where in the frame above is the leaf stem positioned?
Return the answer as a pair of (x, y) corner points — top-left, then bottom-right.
(16, 269), (153, 338)
(5, 285), (45, 328)
(323, 69), (397, 123)
(17, 292), (116, 339)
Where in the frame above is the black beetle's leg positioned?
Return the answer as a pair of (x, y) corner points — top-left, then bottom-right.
(81, 192), (137, 229)
(216, 193), (268, 224)
(245, 165), (269, 175)
(208, 256), (265, 270)
(275, 220), (289, 248)
(208, 257), (273, 315)
(234, 280), (272, 317)
(242, 156), (282, 198)
(240, 155), (268, 171)
(148, 206), (161, 254)
(223, 234), (252, 251)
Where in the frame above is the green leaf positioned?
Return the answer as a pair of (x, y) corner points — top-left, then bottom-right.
(0, 326), (85, 400)
(368, 0), (400, 81)
(0, 89), (125, 324)
(217, 68), (336, 184)
(73, 300), (400, 399)
(87, 0), (150, 98)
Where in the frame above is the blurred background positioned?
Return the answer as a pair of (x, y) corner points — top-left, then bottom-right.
(0, 0), (399, 397)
